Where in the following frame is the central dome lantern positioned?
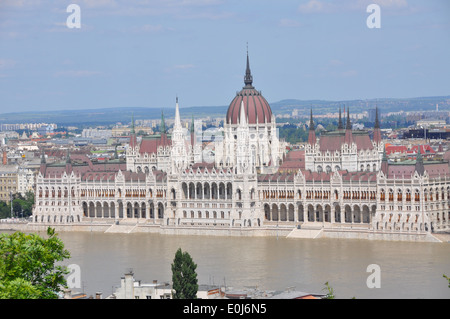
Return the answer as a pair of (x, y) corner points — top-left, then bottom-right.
(226, 52), (272, 125)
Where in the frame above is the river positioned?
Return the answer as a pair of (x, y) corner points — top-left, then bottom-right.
(37, 231), (450, 299)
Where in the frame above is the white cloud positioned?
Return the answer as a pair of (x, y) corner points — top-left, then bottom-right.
(298, 0), (327, 13)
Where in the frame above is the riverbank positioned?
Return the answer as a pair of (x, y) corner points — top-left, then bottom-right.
(0, 220), (447, 243)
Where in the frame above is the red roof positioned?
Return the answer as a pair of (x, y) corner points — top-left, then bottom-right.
(318, 131), (373, 152)
(226, 87), (272, 125)
(386, 144), (435, 156)
(139, 134), (171, 154)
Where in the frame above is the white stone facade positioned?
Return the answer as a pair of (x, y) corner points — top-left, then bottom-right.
(31, 57), (450, 237)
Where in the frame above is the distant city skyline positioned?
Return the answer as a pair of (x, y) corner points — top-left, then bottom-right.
(0, 0), (449, 113)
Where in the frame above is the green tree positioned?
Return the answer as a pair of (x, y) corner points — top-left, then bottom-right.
(0, 201), (11, 219)
(0, 227), (71, 299)
(171, 248), (198, 299)
(444, 274), (450, 288)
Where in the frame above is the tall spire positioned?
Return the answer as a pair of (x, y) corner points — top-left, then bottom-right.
(190, 114), (195, 134)
(174, 97), (181, 130)
(374, 106), (380, 129)
(344, 107), (353, 145)
(244, 44), (254, 88)
(308, 108), (316, 145)
(239, 100), (247, 125)
(129, 112), (137, 148)
(338, 106), (343, 130)
(309, 107), (315, 131)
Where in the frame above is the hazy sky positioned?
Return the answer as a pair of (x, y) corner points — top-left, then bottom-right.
(0, 0), (449, 113)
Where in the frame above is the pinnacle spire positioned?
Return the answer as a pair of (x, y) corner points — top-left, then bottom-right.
(415, 145), (425, 175)
(244, 45), (253, 88)
(309, 107), (315, 131)
(308, 108), (316, 145)
(174, 97), (181, 130)
(131, 112), (135, 134)
(338, 106), (343, 129)
(239, 100), (247, 125)
(346, 107), (351, 130)
(374, 106), (380, 129)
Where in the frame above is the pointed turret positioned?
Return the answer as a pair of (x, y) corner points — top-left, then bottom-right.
(415, 145), (425, 176)
(373, 107), (382, 143)
(308, 108), (316, 145)
(174, 97), (182, 130)
(239, 100), (247, 126)
(344, 107), (353, 145)
(338, 106), (343, 130)
(244, 46), (254, 89)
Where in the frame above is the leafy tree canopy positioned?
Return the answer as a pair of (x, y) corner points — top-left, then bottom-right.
(0, 227), (71, 299)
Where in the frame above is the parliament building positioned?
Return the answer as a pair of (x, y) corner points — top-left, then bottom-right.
(32, 54), (450, 239)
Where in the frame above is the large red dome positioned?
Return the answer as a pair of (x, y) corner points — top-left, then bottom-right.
(226, 88), (272, 125)
(226, 53), (272, 125)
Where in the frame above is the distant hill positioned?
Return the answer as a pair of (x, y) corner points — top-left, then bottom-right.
(0, 95), (449, 126)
